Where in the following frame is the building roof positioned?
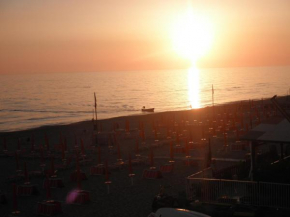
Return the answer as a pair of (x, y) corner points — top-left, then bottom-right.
(241, 117), (290, 143)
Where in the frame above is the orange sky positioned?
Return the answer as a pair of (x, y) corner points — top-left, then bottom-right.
(0, 0), (290, 73)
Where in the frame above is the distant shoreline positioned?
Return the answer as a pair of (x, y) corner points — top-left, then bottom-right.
(1, 94), (287, 135)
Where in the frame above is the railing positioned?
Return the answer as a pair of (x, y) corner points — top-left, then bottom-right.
(186, 178), (290, 209)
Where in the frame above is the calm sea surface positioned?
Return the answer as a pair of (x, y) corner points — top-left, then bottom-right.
(1, 66), (290, 132)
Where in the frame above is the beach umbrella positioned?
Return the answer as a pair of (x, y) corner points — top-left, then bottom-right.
(17, 138), (21, 151)
(135, 138), (140, 157)
(31, 134), (34, 152)
(141, 121), (144, 131)
(64, 137), (67, 152)
(240, 113), (244, 129)
(152, 120), (156, 132)
(15, 152), (20, 172)
(249, 114), (253, 129)
(80, 139), (85, 156)
(105, 160), (110, 182)
(128, 154), (135, 185)
(236, 127), (240, 141)
(223, 133), (228, 148)
(59, 132), (63, 147)
(107, 135), (112, 149)
(125, 120), (130, 133)
(3, 137), (7, 151)
(154, 129), (158, 142)
(128, 154), (133, 175)
(212, 122), (217, 137)
(185, 138), (190, 157)
(149, 149), (154, 169)
(50, 157), (55, 176)
(12, 184), (19, 215)
(61, 143), (66, 161)
(76, 158), (82, 190)
(206, 138), (212, 168)
(166, 127), (171, 139)
(113, 133), (117, 146)
(74, 134), (78, 148)
(138, 120), (142, 131)
(141, 130), (145, 143)
(176, 130), (180, 145)
(24, 162), (29, 184)
(169, 141), (174, 163)
(45, 175), (52, 200)
(201, 125), (206, 141)
(117, 141), (122, 161)
(40, 146), (45, 167)
(97, 146), (102, 165)
(246, 123), (249, 132)
(189, 130), (193, 143)
(45, 133), (49, 151)
(100, 122), (103, 132)
(104, 160), (111, 194)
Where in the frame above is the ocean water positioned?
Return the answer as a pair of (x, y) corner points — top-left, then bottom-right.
(1, 66), (290, 132)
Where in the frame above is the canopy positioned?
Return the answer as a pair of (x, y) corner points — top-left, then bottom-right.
(241, 117), (290, 144)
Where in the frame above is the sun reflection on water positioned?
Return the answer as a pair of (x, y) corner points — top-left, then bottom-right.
(188, 66), (200, 109)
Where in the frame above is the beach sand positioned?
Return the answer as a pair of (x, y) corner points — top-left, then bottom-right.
(0, 96), (288, 217)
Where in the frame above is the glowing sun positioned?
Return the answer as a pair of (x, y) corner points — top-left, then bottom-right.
(171, 9), (214, 63)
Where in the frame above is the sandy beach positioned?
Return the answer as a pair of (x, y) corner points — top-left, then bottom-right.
(0, 96), (287, 217)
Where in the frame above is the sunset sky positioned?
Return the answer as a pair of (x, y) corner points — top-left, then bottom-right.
(0, 0), (290, 74)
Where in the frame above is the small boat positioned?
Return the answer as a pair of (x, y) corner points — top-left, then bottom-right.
(141, 106), (154, 112)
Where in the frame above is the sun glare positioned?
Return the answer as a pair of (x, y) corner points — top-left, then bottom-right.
(171, 9), (214, 63)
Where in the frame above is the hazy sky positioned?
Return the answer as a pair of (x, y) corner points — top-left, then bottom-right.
(0, 0), (290, 73)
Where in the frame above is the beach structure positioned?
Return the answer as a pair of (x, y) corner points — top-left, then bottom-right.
(16, 162), (39, 196)
(70, 156), (87, 182)
(104, 160), (112, 194)
(128, 154), (135, 185)
(37, 180), (63, 216)
(142, 149), (163, 179)
(185, 97), (290, 213)
(11, 184), (20, 215)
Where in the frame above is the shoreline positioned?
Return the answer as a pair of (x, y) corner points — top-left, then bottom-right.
(1, 94), (288, 135)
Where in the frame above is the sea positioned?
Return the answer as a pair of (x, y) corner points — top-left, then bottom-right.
(1, 66), (290, 132)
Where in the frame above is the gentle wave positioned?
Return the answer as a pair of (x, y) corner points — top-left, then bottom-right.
(1, 66), (290, 131)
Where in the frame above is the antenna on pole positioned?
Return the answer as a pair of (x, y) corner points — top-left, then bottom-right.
(94, 92), (98, 146)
